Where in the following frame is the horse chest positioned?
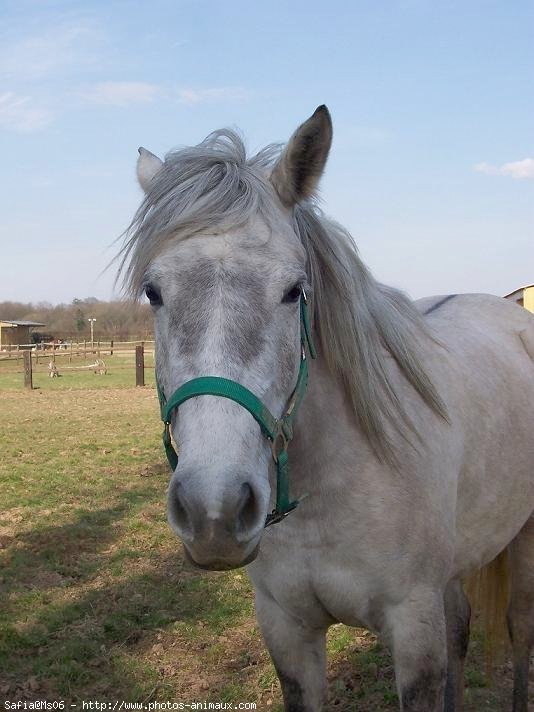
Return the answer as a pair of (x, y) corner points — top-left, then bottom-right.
(312, 565), (382, 631)
(249, 539), (383, 632)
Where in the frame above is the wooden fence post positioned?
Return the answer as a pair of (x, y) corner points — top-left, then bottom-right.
(110, 339), (114, 356)
(135, 344), (145, 387)
(84, 339), (87, 360)
(23, 350), (33, 390)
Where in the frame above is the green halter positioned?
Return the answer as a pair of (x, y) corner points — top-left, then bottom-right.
(156, 291), (317, 527)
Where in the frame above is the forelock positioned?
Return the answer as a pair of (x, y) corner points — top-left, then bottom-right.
(116, 129), (284, 297)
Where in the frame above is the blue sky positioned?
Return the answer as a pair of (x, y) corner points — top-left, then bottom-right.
(1, 0), (533, 304)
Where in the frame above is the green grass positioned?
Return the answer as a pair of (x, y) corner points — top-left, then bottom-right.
(0, 387), (521, 709)
(0, 387), (261, 705)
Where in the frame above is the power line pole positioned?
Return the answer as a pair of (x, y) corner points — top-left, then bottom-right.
(88, 318), (96, 352)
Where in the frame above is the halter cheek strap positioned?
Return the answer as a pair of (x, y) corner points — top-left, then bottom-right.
(156, 292), (316, 528)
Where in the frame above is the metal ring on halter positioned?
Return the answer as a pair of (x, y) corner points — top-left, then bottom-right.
(270, 429), (289, 463)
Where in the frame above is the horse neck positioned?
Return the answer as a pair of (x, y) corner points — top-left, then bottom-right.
(289, 354), (372, 500)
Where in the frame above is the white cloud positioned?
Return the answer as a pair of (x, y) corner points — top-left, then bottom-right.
(82, 82), (164, 107)
(0, 16), (105, 130)
(0, 20), (103, 82)
(177, 87), (247, 106)
(474, 158), (534, 180)
(0, 92), (52, 133)
(80, 83), (247, 108)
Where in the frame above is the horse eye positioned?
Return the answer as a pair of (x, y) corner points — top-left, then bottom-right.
(145, 285), (162, 306)
(282, 284), (303, 304)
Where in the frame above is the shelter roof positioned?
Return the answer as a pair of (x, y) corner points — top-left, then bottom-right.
(503, 284), (534, 298)
(0, 320), (46, 327)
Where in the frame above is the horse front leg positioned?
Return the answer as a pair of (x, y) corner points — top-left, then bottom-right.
(385, 587), (448, 712)
(255, 590), (327, 712)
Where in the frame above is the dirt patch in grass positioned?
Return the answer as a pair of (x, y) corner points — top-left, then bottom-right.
(0, 387), (531, 710)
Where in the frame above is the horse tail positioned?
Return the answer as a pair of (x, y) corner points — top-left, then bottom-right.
(464, 548), (510, 677)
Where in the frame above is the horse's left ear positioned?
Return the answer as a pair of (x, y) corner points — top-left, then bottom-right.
(137, 147), (164, 192)
(271, 105), (333, 207)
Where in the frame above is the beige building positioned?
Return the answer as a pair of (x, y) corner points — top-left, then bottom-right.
(503, 285), (534, 313)
(0, 320), (46, 349)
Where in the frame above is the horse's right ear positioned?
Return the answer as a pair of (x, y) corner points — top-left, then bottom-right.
(137, 147), (163, 192)
(271, 105), (333, 207)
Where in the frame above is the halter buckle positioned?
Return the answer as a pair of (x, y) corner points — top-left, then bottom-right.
(264, 503), (297, 527)
(163, 421), (171, 444)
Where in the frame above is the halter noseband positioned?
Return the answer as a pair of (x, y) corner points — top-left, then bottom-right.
(156, 290), (317, 528)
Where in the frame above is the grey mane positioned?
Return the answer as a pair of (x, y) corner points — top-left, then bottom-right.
(117, 129), (447, 462)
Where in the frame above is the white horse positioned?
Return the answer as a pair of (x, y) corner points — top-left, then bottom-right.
(119, 106), (534, 711)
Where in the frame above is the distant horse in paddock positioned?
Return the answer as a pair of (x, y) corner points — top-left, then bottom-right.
(117, 106), (534, 711)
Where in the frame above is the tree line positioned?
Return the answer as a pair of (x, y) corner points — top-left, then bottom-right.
(0, 298), (154, 341)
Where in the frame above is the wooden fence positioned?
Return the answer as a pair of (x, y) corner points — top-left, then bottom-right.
(1, 342), (154, 390)
(0, 340), (155, 364)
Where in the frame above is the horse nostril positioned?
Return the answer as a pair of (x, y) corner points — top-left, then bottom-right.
(169, 483), (193, 536)
(236, 482), (260, 537)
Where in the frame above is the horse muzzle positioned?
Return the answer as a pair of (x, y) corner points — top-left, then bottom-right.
(167, 477), (266, 570)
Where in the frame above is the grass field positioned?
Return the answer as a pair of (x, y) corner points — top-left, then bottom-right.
(0, 383), (527, 710)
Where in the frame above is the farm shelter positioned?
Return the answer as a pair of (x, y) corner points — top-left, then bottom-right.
(0, 320), (46, 349)
(504, 284), (534, 313)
